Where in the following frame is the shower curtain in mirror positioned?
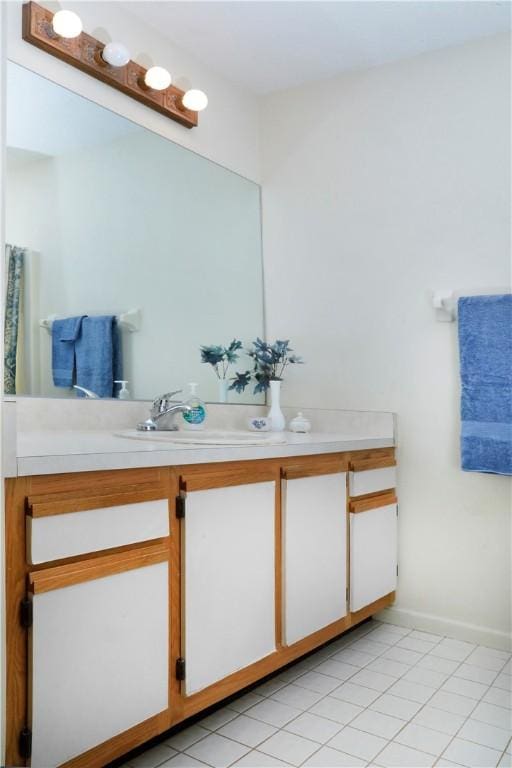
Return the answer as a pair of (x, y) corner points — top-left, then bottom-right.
(4, 244), (26, 395)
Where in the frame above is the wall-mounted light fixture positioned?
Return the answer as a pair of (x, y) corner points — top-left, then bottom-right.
(51, 9), (82, 38)
(181, 89), (208, 112)
(143, 66), (172, 91)
(101, 42), (131, 68)
(22, 2), (208, 129)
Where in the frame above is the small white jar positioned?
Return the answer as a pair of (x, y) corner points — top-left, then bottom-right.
(289, 412), (311, 433)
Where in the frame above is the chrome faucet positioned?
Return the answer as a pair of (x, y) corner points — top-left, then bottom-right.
(73, 385), (100, 399)
(137, 390), (192, 431)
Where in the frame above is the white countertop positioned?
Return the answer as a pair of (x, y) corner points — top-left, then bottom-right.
(14, 429), (394, 476)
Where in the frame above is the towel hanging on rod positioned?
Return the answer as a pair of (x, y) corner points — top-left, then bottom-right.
(458, 294), (512, 475)
(432, 288), (511, 322)
(40, 307), (142, 333)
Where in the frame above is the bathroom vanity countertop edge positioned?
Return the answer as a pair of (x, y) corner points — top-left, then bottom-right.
(13, 430), (395, 477)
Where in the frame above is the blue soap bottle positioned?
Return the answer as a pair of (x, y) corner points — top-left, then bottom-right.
(182, 382), (207, 430)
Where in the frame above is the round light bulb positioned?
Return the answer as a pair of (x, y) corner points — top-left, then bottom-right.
(52, 9), (83, 39)
(144, 66), (172, 91)
(182, 89), (208, 112)
(102, 42), (130, 68)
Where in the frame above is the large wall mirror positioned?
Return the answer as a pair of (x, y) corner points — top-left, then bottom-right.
(5, 62), (265, 403)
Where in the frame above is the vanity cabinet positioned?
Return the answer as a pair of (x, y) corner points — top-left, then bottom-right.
(6, 467), (174, 768)
(180, 471), (277, 695)
(5, 450), (397, 768)
(28, 546), (169, 768)
(348, 454), (398, 615)
(282, 460), (348, 645)
(349, 492), (398, 612)
(26, 494), (170, 565)
(348, 456), (397, 497)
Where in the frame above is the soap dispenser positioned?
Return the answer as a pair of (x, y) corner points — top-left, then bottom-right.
(114, 380), (131, 400)
(182, 382), (207, 430)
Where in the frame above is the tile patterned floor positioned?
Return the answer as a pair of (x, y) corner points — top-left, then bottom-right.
(120, 620), (512, 768)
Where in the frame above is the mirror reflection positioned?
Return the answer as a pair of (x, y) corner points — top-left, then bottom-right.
(5, 62), (265, 403)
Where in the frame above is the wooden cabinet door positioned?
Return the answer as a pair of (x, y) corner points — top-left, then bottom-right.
(182, 480), (276, 696)
(350, 501), (397, 612)
(28, 545), (170, 768)
(282, 468), (348, 645)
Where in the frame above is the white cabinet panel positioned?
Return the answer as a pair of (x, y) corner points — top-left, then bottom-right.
(28, 499), (169, 564)
(30, 562), (169, 768)
(184, 482), (276, 696)
(349, 466), (396, 497)
(350, 504), (397, 612)
(283, 472), (347, 645)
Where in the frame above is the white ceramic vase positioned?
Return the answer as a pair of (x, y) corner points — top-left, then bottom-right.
(268, 379), (285, 432)
(218, 379), (229, 403)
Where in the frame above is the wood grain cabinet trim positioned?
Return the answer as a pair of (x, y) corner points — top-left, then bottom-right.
(180, 466), (277, 492)
(281, 457), (349, 479)
(349, 490), (398, 513)
(27, 467), (169, 496)
(29, 542), (170, 594)
(26, 488), (168, 518)
(349, 456), (396, 472)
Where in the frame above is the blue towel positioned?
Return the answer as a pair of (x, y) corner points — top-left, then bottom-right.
(75, 316), (122, 398)
(458, 294), (512, 475)
(52, 316), (86, 387)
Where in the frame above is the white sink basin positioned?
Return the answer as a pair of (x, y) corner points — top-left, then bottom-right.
(116, 429), (287, 446)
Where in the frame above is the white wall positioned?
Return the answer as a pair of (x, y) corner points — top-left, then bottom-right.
(6, 1), (261, 183)
(262, 34), (512, 647)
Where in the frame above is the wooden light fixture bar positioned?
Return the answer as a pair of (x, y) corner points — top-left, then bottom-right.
(22, 2), (199, 129)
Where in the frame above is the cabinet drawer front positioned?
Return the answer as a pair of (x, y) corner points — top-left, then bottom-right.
(350, 504), (397, 612)
(349, 466), (396, 497)
(283, 472), (347, 645)
(29, 560), (169, 768)
(183, 481), (276, 696)
(27, 498), (169, 564)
